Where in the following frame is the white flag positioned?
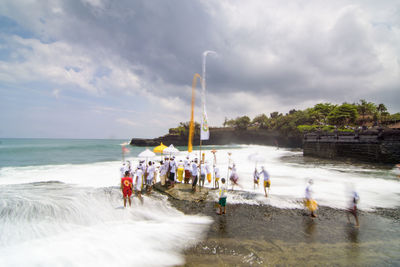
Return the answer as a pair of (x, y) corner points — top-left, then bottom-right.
(200, 106), (210, 140)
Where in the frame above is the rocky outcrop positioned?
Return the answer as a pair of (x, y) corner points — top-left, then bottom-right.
(154, 182), (211, 202)
(130, 127), (303, 148)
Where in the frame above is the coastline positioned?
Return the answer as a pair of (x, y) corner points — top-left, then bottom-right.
(166, 195), (400, 266)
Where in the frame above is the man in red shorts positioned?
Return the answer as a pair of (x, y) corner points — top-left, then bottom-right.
(121, 171), (133, 207)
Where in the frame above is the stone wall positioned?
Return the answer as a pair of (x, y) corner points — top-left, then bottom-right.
(303, 128), (400, 164)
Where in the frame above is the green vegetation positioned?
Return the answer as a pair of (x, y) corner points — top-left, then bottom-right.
(168, 100), (399, 138)
(223, 100), (399, 136)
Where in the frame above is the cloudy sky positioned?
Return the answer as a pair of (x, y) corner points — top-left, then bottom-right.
(0, 0), (399, 139)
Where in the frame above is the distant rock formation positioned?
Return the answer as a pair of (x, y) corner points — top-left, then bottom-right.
(130, 127), (303, 148)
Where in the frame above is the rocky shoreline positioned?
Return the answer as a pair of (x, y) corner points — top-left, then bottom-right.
(165, 193), (400, 266)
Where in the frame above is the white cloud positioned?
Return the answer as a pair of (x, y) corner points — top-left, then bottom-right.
(116, 118), (137, 127)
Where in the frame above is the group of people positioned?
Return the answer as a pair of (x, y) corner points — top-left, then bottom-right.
(119, 156), (223, 207)
(118, 155), (361, 227)
(304, 179), (360, 227)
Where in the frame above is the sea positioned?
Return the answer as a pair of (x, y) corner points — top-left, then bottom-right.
(0, 138), (399, 266)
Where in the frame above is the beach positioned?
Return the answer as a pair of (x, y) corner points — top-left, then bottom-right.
(169, 196), (400, 266)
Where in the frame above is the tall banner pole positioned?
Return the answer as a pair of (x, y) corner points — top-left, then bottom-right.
(188, 74), (201, 152)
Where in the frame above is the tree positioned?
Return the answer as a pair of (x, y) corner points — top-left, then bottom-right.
(312, 103), (336, 124)
(234, 116), (251, 130)
(357, 99), (376, 125)
(252, 114), (269, 129)
(270, 111), (280, 119)
(327, 103), (358, 127)
(377, 103), (388, 124)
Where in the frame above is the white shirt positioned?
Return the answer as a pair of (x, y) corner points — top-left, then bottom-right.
(147, 165), (155, 180)
(169, 160), (176, 173)
(219, 184), (227, 198)
(184, 159), (190, 170)
(305, 185), (312, 200)
(160, 163), (168, 176)
(200, 165), (206, 175)
(205, 164), (211, 175)
(135, 169), (143, 190)
(191, 162), (198, 176)
(214, 167), (220, 178)
(259, 169), (270, 181)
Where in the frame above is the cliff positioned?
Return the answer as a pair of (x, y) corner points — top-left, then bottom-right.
(303, 128), (400, 164)
(130, 127), (303, 148)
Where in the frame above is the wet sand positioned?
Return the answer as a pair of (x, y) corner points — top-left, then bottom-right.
(169, 196), (400, 266)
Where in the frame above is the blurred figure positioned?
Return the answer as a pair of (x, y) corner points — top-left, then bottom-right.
(184, 156), (191, 184)
(214, 165), (220, 189)
(253, 167), (260, 189)
(159, 160), (167, 186)
(121, 171), (133, 207)
(305, 179), (318, 218)
(347, 187), (360, 227)
(200, 163), (206, 187)
(146, 161), (155, 194)
(396, 164), (400, 179)
(134, 167), (143, 204)
(168, 156), (177, 188)
(191, 158), (199, 192)
(217, 178), (227, 215)
(177, 160), (184, 183)
(206, 161), (212, 184)
(120, 162), (127, 178)
(259, 166), (270, 197)
(229, 163), (239, 190)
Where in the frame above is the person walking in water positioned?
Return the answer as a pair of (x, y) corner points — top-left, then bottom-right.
(253, 167), (260, 189)
(229, 163), (239, 190)
(134, 167), (144, 204)
(217, 178), (227, 215)
(305, 179), (318, 218)
(259, 166), (270, 197)
(200, 162), (206, 188)
(214, 165), (220, 189)
(121, 171), (133, 208)
(347, 189), (360, 227)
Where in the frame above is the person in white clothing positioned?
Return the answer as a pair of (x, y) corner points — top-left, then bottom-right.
(305, 179), (317, 218)
(134, 167), (144, 204)
(146, 161), (155, 193)
(229, 163), (239, 190)
(191, 159), (199, 192)
(259, 166), (270, 197)
(253, 167), (260, 189)
(159, 160), (168, 186)
(184, 156), (191, 184)
(199, 163), (206, 187)
(214, 165), (220, 189)
(168, 157), (177, 188)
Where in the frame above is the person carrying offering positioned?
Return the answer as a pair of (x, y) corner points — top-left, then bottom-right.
(121, 171), (133, 208)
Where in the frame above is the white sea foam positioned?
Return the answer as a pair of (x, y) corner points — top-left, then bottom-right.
(1, 145), (399, 212)
(0, 183), (212, 267)
(190, 145), (400, 211)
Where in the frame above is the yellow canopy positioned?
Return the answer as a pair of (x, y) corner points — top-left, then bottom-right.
(153, 142), (168, 154)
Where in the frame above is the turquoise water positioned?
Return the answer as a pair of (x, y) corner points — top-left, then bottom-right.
(0, 138), (239, 168)
(0, 138), (133, 167)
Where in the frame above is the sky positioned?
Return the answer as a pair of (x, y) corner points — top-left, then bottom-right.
(0, 0), (399, 139)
